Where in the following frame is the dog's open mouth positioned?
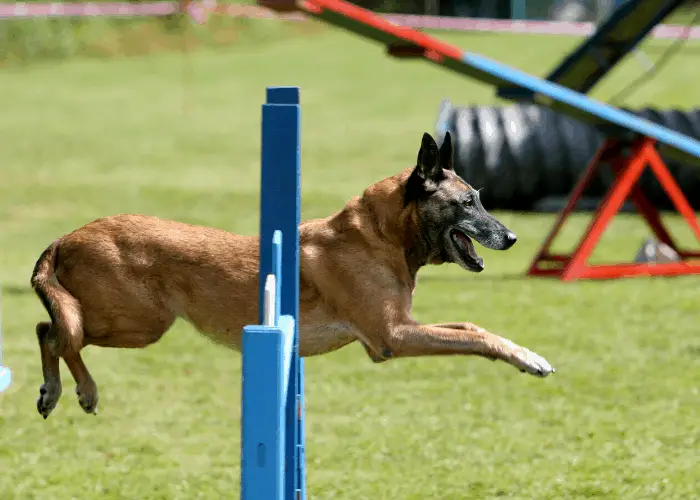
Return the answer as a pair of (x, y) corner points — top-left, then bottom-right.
(450, 229), (484, 272)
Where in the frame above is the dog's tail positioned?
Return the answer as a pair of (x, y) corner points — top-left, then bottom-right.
(31, 241), (83, 354)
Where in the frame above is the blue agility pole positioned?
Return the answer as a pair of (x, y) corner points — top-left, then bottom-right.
(240, 86), (306, 500)
(0, 285), (12, 393)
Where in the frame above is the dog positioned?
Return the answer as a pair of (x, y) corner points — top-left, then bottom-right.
(31, 131), (554, 419)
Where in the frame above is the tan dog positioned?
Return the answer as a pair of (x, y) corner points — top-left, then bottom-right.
(31, 132), (554, 419)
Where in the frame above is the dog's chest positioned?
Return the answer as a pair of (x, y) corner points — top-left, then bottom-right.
(299, 321), (357, 357)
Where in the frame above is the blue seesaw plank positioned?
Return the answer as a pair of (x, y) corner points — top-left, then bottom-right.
(455, 52), (700, 166)
(290, 0), (700, 167)
(498, 0), (687, 99)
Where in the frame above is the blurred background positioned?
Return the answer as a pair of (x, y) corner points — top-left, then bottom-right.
(3, 0), (700, 64)
(1, 1), (700, 499)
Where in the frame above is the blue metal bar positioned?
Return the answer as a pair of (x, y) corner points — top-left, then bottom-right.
(454, 52), (700, 165)
(262, 85), (304, 500)
(241, 319), (286, 500)
(259, 86), (301, 325)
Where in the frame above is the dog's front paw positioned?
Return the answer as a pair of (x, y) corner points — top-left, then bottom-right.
(499, 338), (555, 377)
(513, 347), (555, 377)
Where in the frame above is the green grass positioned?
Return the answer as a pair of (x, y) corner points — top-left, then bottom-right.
(1, 23), (700, 499)
(0, 1), (313, 63)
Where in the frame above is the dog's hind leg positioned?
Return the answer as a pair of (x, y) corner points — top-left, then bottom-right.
(62, 350), (98, 415)
(36, 322), (63, 419)
(384, 322), (555, 377)
(63, 314), (176, 415)
(61, 323), (175, 416)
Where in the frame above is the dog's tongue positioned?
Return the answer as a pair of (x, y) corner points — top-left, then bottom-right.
(455, 231), (480, 262)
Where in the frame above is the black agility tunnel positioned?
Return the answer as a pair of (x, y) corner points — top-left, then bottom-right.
(437, 103), (700, 211)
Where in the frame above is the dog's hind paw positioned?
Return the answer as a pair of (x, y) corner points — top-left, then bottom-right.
(76, 384), (99, 415)
(37, 382), (62, 419)
(514, 348), (555, 377)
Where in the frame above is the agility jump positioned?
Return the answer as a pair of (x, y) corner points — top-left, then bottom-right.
(240, 86), (306, 500)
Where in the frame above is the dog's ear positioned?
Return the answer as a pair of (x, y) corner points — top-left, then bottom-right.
(416, 132), (444, 190)
(439, 131), (454, 171)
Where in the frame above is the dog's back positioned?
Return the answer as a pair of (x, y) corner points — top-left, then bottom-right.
(32, 214), (260, 353)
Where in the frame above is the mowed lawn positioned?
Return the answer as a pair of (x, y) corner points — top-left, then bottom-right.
(1, 22), (700, 499)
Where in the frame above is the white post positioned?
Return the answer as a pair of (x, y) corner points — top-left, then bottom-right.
(263, 274), (277, 327)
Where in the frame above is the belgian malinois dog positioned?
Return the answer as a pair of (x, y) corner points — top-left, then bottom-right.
(31, 132), (554, 419)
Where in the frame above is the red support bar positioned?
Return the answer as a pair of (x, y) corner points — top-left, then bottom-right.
(298, 0), (464, 60)
(386, 42), (425, 58)
(528, 137), (700, 281)
(577, 262), (700, 280)
(537, 254), (571, 262)
(527, 139), (619, 277)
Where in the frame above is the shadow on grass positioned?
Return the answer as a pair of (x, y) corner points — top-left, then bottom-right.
(419, 272), (531, 283)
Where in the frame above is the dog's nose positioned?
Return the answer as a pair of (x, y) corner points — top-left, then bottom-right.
(504, 231), (517, 248)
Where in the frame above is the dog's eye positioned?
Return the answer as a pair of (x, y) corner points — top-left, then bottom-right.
(463, 198), (473, 207)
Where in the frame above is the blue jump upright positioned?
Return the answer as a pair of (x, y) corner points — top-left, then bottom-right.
(240, 86), (306, 500)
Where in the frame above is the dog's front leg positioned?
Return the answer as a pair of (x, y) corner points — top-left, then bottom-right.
(385, 322), (555, 377)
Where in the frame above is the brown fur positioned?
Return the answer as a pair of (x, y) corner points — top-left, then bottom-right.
(31, 136), (554, 419)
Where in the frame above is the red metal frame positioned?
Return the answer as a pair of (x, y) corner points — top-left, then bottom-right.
(528, 137), (700, 281)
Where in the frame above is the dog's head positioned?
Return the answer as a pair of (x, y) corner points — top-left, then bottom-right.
(404, 131), (517, 272)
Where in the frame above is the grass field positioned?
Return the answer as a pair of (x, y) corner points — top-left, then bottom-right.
(1, 22), (700, 499)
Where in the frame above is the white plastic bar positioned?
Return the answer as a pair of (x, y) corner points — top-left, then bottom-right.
(263, 274), (277, 327)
